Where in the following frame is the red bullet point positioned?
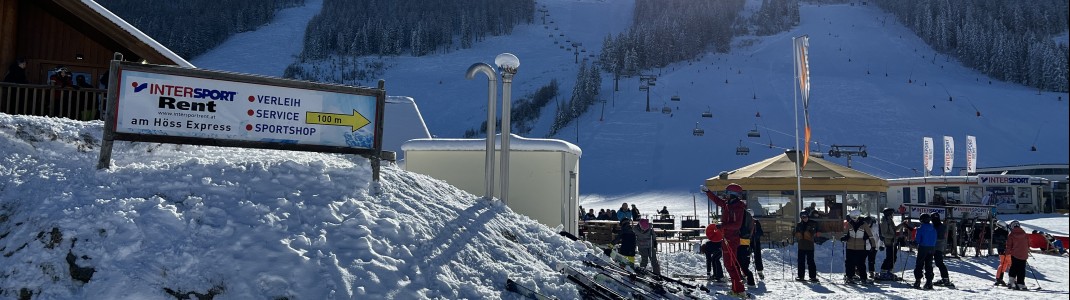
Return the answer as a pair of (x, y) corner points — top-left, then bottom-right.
(131, 82), (139, 88)
(246, 124), (253, 131)
(248, 96), (255, 102)
(247, 109), (254, 116)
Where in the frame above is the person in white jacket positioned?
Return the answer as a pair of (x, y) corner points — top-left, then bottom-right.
(864, 216), (883, 279)
(841, 210), (880, 284)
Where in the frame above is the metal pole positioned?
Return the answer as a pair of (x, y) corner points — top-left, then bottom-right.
(496, 53), (519, 205)
(466, 63), (497, 200)
(645, 84), (650, 112)
(792, 36), (803, 224)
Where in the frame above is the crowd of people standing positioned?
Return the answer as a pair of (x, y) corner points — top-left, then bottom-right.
(587, 184), (1044, 297)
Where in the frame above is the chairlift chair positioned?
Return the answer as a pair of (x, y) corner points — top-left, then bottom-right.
(661, 105), (672, 114)
(701, 106), (713, 118)
(747, 125), (760, 138)
(692, 122), (704, 136)
(735, 140), (750, 155)
(671, 95), (681, 101)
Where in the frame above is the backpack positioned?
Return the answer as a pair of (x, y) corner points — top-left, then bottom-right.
(739, 209), (753, 239)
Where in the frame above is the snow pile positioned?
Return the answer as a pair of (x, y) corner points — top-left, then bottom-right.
(0, 114), (592, 299)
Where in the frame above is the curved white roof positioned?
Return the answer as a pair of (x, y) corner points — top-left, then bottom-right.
(402, 134), (582, 157)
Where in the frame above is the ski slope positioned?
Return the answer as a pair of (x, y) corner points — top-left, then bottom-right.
(191, 0), (1068, 199)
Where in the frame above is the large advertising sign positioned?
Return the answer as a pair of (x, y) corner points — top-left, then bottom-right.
(907, 205), (947, 219)
(114, 70), (378, 148)
(98, 61), (387, 178)
(905, 204), (994, 220)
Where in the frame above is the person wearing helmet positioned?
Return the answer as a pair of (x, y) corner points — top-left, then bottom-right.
(841, 210), (879, 284)
(913, 213), (937, 289)
(876, 208), (904, 280)
(794, 213), (820, 281)
(700, 183), (748, 296)
(992, 220), (1010, 285)
(703, 224), (725, 282)
(634, 219), (661, 275)
(931, 213), (953, 287)
(1004, 220), (1030, 290)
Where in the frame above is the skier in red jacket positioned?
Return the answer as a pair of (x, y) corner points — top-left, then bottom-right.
(702, 183), (748, 297)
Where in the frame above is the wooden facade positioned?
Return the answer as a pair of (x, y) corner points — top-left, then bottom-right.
(1, 0), (188, 87)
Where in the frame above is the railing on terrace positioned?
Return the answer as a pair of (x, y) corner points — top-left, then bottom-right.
(0, 82), (106, 121)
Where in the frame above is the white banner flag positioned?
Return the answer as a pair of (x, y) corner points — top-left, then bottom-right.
(923, 137), (933, 173)
(966, 135), (977, 173)
(943, 136), (954, 174)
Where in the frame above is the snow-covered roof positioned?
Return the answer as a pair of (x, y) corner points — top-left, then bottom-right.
(80, 0), (194, 68)
(402, 134), (582, 157)
(382, 96), (432, 154)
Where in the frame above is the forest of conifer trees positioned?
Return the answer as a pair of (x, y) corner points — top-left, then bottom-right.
(874, 0), (1069, 92)
(98, 0), (304, 60)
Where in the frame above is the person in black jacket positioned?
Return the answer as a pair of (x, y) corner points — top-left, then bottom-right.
(612, 218), (637, 267)
(992, 221), (1010, 285)
(794, 214), (821, 281)
(3, 59), (28, 84)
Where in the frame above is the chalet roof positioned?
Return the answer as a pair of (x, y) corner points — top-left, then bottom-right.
(64, 0), (193, 67)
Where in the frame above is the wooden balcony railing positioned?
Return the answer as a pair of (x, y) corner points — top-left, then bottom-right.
(0, 82), (106, 121)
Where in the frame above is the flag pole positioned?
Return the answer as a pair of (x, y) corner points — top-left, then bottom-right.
(792, 36), (803, 225)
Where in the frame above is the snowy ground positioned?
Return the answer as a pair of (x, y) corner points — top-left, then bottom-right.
(2, 113), (1067, 299)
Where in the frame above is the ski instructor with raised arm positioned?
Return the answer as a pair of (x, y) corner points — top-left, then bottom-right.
(701, 183), (748, 298)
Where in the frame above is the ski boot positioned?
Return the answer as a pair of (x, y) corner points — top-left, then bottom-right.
(874, 271), (895, 281)
(795, 277), (806, 282)
(913, 279), (922, 289)
(757, 271), (764, 280)
(809, 277), (820, 283)
(933, 278), (954, 288)
(994, 277), (1006, 286)
(727, 290), (749, 299)
(923, 281), (934, 290)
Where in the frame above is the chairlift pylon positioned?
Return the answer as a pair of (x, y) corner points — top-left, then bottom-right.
(692, 122), (704, 136)
(735, 140), (750, 155)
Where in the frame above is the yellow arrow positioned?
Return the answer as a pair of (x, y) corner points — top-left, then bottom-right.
(305, 110), (370, 132)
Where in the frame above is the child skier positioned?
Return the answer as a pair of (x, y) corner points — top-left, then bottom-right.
(611, 218), (637, 267)
(703, 224), (725, 282)
(635, 219), (661, 275)
(1005, 220), (1030, 290)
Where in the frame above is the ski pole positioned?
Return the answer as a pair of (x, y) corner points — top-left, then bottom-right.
(1026, 252), (1042, 290)
(900, 240), (911, 281)
(826, 239), (836, 282)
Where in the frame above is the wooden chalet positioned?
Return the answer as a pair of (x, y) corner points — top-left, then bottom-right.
(1, 0), (192, 120)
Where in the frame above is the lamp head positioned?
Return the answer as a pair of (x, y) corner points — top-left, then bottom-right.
(495, 53), (520, 74)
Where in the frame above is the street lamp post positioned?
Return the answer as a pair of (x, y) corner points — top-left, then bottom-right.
(466, 63), (497, 200)
(495, 53), (520, 205)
